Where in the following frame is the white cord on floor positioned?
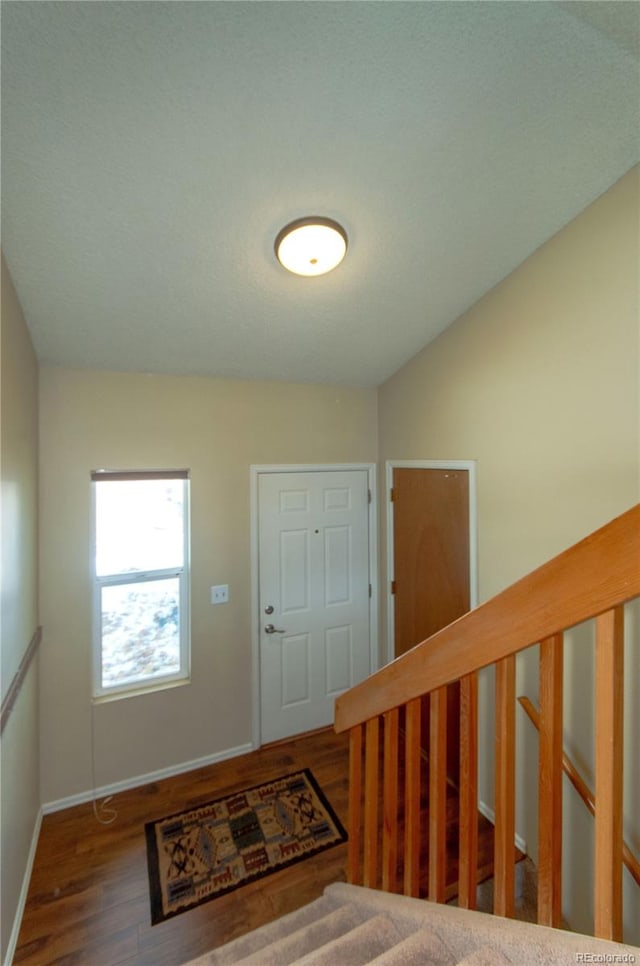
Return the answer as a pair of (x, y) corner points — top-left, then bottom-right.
(90, 699), (118, 825)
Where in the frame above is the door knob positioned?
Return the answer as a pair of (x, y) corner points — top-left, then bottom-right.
(264, 623), (285, 634)
(264, 605), (274, 615)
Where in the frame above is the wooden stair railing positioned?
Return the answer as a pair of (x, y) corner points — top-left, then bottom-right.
(334, 503), (640, 942)
(518, 695), (640, 889)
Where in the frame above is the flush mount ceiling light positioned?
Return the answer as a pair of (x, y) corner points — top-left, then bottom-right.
(275, 217), (348, 277)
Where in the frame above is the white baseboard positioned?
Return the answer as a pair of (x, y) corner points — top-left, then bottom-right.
(4, 806), (43, 966)
(42, 741), (255, 815)
(478, 799), (528, 855)
(7, 742), (254, 962)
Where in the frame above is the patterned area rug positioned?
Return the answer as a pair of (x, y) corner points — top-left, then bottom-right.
(145, 769), (347, 924)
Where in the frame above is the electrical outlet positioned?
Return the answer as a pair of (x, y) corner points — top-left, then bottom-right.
(210, 584), (229, 604)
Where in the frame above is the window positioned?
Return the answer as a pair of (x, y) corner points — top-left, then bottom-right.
(91, 470), (190, 698)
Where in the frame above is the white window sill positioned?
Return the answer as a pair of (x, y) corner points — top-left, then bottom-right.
(92, 676), (191, 704)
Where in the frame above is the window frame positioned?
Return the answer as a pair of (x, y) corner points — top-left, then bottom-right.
(91, 470), (191, 700)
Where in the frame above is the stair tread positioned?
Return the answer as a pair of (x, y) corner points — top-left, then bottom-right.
(367, 926), (457, 966)
(295, 912), (405, 966)
(457, 947), (513, 965)
(185, 893), (341, 965)
(233, 902), (370, 965)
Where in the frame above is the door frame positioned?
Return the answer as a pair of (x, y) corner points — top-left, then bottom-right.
(250, 463), (379, 748)
(386, 459), (478, 664)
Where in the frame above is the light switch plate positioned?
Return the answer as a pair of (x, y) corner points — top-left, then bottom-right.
(210, 584), (229, 604)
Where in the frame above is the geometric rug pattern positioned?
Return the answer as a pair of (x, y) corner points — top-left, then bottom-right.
(145, 769), (347, 924)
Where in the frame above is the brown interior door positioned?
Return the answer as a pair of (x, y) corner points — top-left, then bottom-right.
(392, 467), (471, 784)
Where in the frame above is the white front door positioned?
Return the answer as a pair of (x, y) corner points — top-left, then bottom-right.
(258, 470), (371, 744)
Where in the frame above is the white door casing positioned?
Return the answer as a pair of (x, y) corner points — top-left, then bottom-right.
(251, 465), (377, 746)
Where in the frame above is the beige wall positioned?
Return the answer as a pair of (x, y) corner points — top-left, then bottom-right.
(38, 369), (377, 803)
(378, 166), (639, 940)
(1, 254), (40, 962)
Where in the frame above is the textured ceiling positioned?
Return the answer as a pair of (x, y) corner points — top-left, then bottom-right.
(2, 1), (639, 388)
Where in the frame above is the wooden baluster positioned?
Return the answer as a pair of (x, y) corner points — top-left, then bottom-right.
(458, 672), (478, 909)
(594, 606), (624, 941)
(382, 707), (400, 893)
(428, 686), (448, 902)
(404, 697), (422, 897)
(520, 694), (640, 890)
(363, 717), (380, 888)
(538, 632), (564, 927)
(348, 724), (363, 884)
(494, 655), (515, 917)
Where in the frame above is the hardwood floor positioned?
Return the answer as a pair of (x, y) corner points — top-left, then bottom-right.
(15, 730), (351, 966)
(15, 727), (533, 965)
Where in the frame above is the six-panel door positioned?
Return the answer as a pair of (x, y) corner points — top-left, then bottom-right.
(258, 470), (371, 744)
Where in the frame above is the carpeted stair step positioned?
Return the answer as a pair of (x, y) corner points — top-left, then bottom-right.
(294, 912), (406, 965)
(186, 893), (342, 965)
(367, 926), (457, 966)
(456, 948), (512, 965)
(183, 882), (640, 966)
(232, 902), (372, 965)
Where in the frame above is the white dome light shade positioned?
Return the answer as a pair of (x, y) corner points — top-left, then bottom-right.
(275, 217), (348, 277)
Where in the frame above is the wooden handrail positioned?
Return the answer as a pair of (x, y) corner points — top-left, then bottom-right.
(1, 626), (42, 735)
(519, 695), (640, 888)
(335, 504), (640, 733)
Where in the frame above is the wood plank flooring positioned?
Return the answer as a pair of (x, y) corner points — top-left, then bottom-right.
(14, 727), (531, 966)
(15, 730), (351, 966)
